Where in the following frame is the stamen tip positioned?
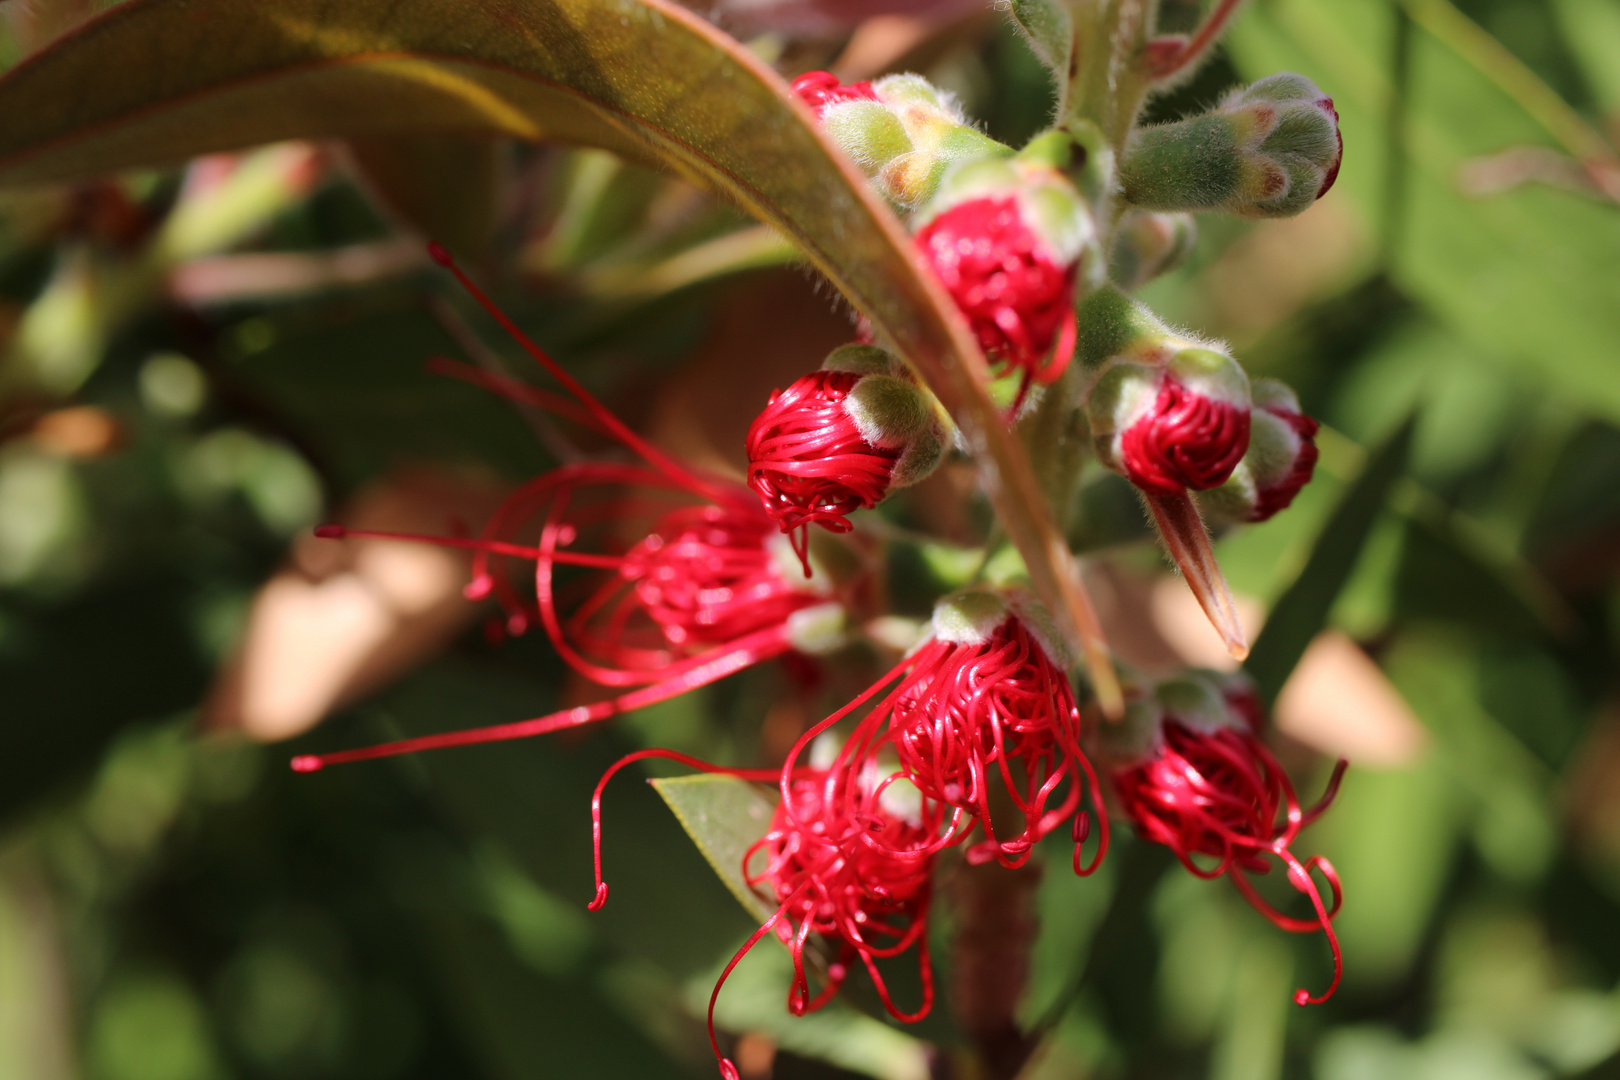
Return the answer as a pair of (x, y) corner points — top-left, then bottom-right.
(313, 524), (346, 540)
(1293, 988), (1312, 1007)
(719, 1060), (740, 1080)
(427, 241), (453, 266)
(290, 755), (324, 773)
(588, 882), (609, 912)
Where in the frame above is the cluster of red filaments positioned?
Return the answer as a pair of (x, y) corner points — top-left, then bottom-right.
(785, 605), (1108, 875)
(289, 248), (832, 773)
(1119, 378), (1251, 495)
(745, 369), (899, 575)
(914, 197), (1078, 395)
(1108, 696), (1347, 1005)
(1250, 406), (1320, 522)
(590, 748), (937, 1080)
(881, 617), (1105, 870)
(790, 70), (878, 114)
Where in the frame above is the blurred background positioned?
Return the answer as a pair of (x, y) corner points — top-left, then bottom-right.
(2, 0), (1620, 1077)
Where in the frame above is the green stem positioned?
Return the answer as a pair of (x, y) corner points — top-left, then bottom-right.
(1401, 0), (1616, 164)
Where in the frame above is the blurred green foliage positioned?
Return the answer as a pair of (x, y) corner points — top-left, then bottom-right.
(2, 1), (1620, 1079)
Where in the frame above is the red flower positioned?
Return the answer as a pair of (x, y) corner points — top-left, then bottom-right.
(1106, 676), (1347, 1004)
(790, 70), (877, 115)
(914, 196), (1078, 391)
(745, 369), (902, 572)
(291, 247), (840, 773)
(1118, 376), (1252, 495)
(590, 749), (938, 1080)
(791, 592), (1108, 873)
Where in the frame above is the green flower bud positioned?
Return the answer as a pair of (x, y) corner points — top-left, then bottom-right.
(1197, 378), (1321, 525)
(1109, 211), (1197, 291)
(798, 70), (1013, 209)
(1120, 73), (1343, 218)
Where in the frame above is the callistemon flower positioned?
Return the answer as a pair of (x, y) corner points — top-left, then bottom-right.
(792, 590), (1109, 872)
(290, 246), (846, 773)
(745, 345), (946, 573)
(590, 748), (939, 1080)
(1097, 671), (1348, 1005)
(914, 154), (1095, 396)
(1088, 348), (1252, 497)
(1200, 378), (1320, 525)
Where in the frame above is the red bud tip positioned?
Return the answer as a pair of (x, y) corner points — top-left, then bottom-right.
(289, 755), (324, 773)
(1316, 98), (1343, 199)
(790, 70), (877, 115)
(313, 524), (346, 539)
(588, 882), (609, 912)
(426, 241), (452, 266)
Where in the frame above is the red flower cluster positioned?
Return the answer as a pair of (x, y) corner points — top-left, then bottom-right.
(1104, 676), (1347, 1005)
(915, 196), (1078, 391)
(591, 592), (1106, 1078)
(1119, 376), (1252, 495)
(291, 248), (841, 772)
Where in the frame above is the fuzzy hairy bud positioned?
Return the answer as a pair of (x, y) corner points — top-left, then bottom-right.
(1087, 348), (1252, 495)
(797, 70), (1011, 208)
(1120, 74), (1343, 219)
(1109, 211), (1197, 291)
(1198, 378), (1321, 524)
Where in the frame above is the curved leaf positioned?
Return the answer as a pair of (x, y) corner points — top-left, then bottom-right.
(0, 0), (1119, 706)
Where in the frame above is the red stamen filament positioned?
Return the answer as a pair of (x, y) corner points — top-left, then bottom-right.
(1113, 724), (1347, 1003)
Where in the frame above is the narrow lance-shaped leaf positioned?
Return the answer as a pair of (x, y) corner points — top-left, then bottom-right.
(1244, 417), (1416, 706)
(0, 0), (1121, 711)
(650, 773), (778, 924)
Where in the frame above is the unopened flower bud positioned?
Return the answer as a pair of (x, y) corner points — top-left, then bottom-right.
(1198, 378), (1320, 524)
(795, 70), (1010, 208)
(1120, 73), (1343, 218)
(747, 345), (946, 572)
(915, 156), (1096, 386)
(1088, 348), (1251, 495)
(1109, 211), (1197, 291)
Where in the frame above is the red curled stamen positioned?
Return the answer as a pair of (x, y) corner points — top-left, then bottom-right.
(915, 196), (1079, 393)
(1110, 717), (1348, 1002)
(1120, 379), (1251, 495)
(746, 370), (899, 575)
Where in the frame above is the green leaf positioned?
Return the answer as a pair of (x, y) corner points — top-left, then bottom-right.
(651, 774), (778, 924)
(0, 0), (1110, 691)
(1244, 416), (1415, 705)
